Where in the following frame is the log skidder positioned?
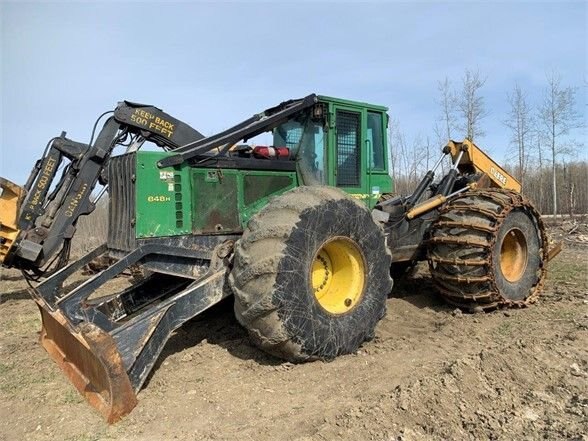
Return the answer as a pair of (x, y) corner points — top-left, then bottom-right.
(230, 186), (393, 361)
(4, 94), (559, 422)
(427, 189), (549, 311)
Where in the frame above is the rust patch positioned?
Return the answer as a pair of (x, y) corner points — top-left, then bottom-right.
(37, 303), (137, 423)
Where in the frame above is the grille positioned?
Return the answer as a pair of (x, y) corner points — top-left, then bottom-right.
(107, 153), (136, 251)
(336, 111), (361, 187)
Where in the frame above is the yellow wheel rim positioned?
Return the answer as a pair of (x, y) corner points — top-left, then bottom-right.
(500, 228), (528, 282)
(311, 237), (366, 315)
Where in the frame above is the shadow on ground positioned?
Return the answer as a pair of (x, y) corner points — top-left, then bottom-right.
(390, 268), (450, 312)
(143, 296), (282, 389)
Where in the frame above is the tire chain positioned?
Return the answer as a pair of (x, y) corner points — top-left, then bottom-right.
(427, 189), (549, 310)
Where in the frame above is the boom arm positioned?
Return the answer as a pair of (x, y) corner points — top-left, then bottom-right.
(1, 102), (204, 275)
(447, 139), (521, 192)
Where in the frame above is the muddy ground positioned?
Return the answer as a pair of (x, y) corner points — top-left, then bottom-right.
(0, 224), (586, 441)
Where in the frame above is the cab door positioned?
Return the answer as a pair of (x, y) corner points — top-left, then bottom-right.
(330, 105), (369, 204)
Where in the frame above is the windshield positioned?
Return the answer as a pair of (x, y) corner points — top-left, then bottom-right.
(274, 114), (325, 185)
(273, 120), (304, 154)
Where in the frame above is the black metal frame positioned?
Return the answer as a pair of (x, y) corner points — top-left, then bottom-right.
(157, 94), (318, 167)
(10, 102), (207, 271)
(31, 240), (233, 392)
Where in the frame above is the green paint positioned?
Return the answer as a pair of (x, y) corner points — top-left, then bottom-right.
(133, 95), (395, 239)
(319, 96), (393, 209)
(135, 151), (192, 238)
(191, 169), (298, 234)
(317, 95), (388, 112)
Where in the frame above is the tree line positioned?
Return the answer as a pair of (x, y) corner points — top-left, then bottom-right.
(388, 69), (586, 216)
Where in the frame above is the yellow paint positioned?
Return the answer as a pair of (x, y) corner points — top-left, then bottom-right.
(64, 183), (88, 217)
(311, 237), (366, 315)
(0, 177), (24, 264)
(27, 156), (57, 211)
(500, 228), (528, 282)
(447, 139), (521, 192)
(131, 109), (175, 139)
(147, 195), (172, 202)
(406, 194), (448, 219)
(349, 193), (380, 200)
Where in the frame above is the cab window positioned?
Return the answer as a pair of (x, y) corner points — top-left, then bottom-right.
(273, 120), (303, 155)
(274, 116), (325, 185)
(336, 111), (361, 187)
(367, 111), (385, 170)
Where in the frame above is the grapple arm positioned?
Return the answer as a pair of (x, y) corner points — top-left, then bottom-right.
(2, 102), (204, 274)
(446, 139), (522, 192)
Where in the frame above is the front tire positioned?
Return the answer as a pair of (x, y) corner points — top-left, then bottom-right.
(229, 186), (392, 361)
(427, 189), (548, 311)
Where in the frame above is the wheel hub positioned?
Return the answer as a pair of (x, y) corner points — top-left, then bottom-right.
(500, 228), (528, 282)
(311, 237), (366, 315)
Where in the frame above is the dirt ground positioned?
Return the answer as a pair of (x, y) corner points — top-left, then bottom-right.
(0, 224), (586, 441)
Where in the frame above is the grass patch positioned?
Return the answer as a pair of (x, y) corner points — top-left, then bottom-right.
(495, 321), (514, 336)
(0, 362), (14, 376)
(548, 259), (588, 287)
(61, 388), (84, 404)
(0, 366), (54, 398)
(2, 313), (41, 334)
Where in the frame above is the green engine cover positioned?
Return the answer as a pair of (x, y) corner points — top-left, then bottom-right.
(134, 151), (297, 238)
(135, 151), (193, 238)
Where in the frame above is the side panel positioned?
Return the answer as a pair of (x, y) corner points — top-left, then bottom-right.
(191, 169), (297, 234)
(239, 171), (298, 225)
(135, 151), (192, 238)
(192, 170), (241, 233)
(368, 173), (393, 204)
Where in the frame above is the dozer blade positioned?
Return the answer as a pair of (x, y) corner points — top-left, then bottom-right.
(29, 242), (231, 422)
(0, 177), (24, 264)
(37, 303), (137, 423)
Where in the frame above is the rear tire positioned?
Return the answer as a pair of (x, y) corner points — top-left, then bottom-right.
(229, 186), (392, 361)
(427, 189), (547, 311)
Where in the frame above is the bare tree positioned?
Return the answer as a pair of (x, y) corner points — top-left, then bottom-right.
(437, 77), (457, 140)
(388, 119), (432, 195)
(504, 83), (533, 188)
(388, 117), (402, 185)
(533, 129), (546, 209)
(456, 69), (488, 140)
(537, 71), (583, 217)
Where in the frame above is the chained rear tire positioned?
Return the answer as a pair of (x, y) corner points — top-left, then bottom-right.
(427, 189), (548, 311)
(229, 186), (392, 361)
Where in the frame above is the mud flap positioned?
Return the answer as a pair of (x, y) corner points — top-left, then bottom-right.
(37, 303), (138, 423)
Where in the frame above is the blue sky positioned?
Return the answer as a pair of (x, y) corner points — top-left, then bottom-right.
(1, 1), (586, 184)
